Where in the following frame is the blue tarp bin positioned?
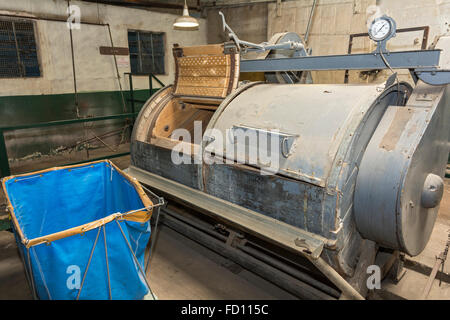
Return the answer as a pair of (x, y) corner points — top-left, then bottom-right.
(1, 160), (161, 300)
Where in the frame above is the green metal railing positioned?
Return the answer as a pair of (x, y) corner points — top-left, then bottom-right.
(0, 73), (164, 178)
(126, 72), (165, 113)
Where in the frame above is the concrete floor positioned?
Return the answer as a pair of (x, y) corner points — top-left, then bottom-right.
(147, 225), (295, 300)
(0, 232), (31, 299)
(378, 181), (450, 300)
(0, 149), (449, 300)
(0, 222), (296, 300)
(0, 149), (295, 300)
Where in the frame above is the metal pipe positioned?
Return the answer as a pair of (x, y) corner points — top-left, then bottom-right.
(421, 257), (442, 299)
(0, 13), (108, 26)
(106, 24), (127, 113)
(149, 74), (153, 96)
(11, 22), (23, 76)
(304, 0), (317, 45)
(129, 73), (135, 119)
(102, 225), (112, 300)
(26, 247), (38, 300)
(305, 255), (365, 300)
(145, 206), (162, 273)
(64, 126), (129, 150)
(67, 0), (80, 117)
(14, 233), (34, 297)
(151, 74), (165, 87)
(115, 219), (156, 300)
(163, 207), (228, 241)
(76, 227), (101, 300)
(202, 0), (277, 9)
(83, 0), (201, 11)
(237, 243), (340, 297)
(162, 211), (335, 300)
(421, 231), (450, 299)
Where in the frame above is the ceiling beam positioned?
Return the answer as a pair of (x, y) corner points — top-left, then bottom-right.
(81, 0), (201, 11)
(200, 0), (277, 7)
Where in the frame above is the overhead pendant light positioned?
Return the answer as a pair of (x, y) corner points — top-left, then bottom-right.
(173, 0), (199, 30)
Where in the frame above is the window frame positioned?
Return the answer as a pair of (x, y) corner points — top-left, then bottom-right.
(0, 17), (41, 79)
(127, 29), (166, 76)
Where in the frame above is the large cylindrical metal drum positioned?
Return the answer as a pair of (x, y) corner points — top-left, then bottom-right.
(133, 81), (438, 276)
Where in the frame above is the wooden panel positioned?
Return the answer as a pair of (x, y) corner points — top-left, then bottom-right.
(181, 44), (225, 56)
(177, 76), (229, 87)
(173, 44), (239, 99)
(178, 96), (223, 105)
(178, 66), (229, 77)
(182, 110), (214, 137)
(152, 100), (214, 139)
(152, 100), (196, 138)
(178, 56), (229, 67)
(175, 54), (231, 98)
(150, 137), (199, 156)
(175, 87), (229, 98)
(186, 103), (218, 111)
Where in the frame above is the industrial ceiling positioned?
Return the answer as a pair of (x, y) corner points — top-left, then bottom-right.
(80, 0), (280, 11)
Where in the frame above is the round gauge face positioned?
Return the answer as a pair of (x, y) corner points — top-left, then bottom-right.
(369, 18), (392, 41)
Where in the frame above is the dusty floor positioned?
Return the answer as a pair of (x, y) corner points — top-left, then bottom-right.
(0, 149), (295, 300)
(147, 226), (295, 300)
(0, 149), (449, 300)
(0, 223), (296, 300)
(378, 180), (450, 300)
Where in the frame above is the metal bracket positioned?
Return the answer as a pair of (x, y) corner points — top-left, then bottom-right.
(219, 11), (304, 54)
(229, 125), (298, 159)
(414, 68), (450, 85)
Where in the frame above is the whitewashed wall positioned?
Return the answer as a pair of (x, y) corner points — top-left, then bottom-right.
(0, 0), (208, 96)
(267, 0), (450, 84)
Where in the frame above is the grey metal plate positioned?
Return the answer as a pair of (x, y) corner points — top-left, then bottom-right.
(131, 141), (202, 190)
(205, 83), (384, 187)
(127, 165), (326, 259)
(203, 162), (325, 235)
(240, 50), (441, 72)
(354, 83), (450, 255)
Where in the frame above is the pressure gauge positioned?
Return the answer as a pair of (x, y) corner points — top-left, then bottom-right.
(368, 16), (396, 42)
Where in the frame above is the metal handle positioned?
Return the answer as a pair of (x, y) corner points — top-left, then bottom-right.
(281, 137), (291, 158)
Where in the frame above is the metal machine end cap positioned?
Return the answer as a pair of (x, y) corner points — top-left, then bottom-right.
(421, 173), (444, 209)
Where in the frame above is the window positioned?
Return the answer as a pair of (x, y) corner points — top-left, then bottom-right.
(0, 19), (40, 78)
(128, 30), (165, 75)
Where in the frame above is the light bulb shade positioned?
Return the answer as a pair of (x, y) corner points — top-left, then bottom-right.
(173, 3), (199, 30)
